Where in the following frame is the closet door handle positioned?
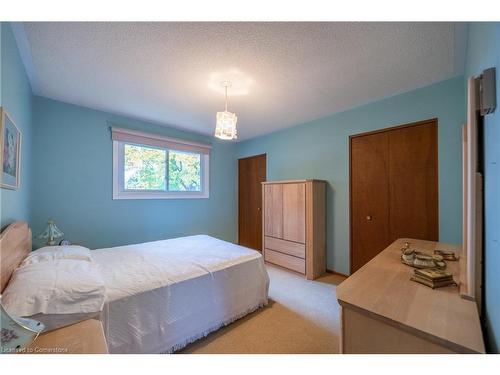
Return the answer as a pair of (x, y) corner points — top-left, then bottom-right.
(366, 215), (372, 221)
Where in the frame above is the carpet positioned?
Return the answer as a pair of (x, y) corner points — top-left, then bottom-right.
(181, 264), (345, 354)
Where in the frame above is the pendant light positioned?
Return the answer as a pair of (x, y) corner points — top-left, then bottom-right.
(214, 81), (238, 140)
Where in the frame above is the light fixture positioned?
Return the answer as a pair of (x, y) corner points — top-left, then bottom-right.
(37, 220), (64, 246)
(214, 81), (238, 140)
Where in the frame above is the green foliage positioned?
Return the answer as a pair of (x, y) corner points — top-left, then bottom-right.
(168, 151), (201, 191)
(124, 144), (201, 192)
(124, 144), (166, 190)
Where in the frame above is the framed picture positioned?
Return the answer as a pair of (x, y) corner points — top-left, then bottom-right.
(1, 107), (22, 190)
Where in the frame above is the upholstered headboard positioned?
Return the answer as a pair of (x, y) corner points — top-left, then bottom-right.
(0, 221), (31, 293)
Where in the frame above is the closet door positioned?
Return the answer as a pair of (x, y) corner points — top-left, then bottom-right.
(388, 122), (438, 242)
(264, 184), (283, 238)
(350, 119), (439, 274)
(350, 132), (391, 273)
(238, 154), (267, 251)
(282, 183), (306, 243)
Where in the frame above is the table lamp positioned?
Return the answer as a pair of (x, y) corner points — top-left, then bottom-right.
(37, 220), (64, 246)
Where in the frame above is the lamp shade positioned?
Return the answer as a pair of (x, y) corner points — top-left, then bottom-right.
(37, 220), (64, 246)
(214, 111), (238, 140)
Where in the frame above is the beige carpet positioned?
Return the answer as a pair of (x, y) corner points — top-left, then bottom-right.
(181, 264), (345, 354)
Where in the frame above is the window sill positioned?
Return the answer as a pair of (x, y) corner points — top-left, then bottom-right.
(113, 191), (209, 200)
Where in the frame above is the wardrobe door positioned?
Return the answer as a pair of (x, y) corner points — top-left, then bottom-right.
(264, 184), (283, 238)
(388, 122), (438, 242)
(351, 132), (391, 273)
(282, 183), (306, 243)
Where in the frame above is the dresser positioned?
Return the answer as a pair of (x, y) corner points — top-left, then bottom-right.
(336, 238), (484, 353)
(262, 179), (326, 280)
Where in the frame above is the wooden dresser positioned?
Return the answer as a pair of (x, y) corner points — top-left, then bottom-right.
(262, 179), (326, 280)
(336, 238), (485, 353)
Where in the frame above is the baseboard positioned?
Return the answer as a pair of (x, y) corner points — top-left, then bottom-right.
(326, 268), (349, 278)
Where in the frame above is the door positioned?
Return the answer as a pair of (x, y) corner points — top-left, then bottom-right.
(351, 132), (391, 272)
(350, 119), (439, 273)
(282, 183), (306, 243)
(264, 184), (283, 239)
(388, 123), (438, 242)
(238, 154), (266, 250)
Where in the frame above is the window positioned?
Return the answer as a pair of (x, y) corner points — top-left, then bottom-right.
(112, 127), (210, 199)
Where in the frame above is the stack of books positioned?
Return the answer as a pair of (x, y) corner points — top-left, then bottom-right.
(410, 268), (457, 289)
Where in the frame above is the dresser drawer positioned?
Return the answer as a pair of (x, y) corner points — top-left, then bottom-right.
(264, 236), (305, 258)
(265, 248), (305, 274)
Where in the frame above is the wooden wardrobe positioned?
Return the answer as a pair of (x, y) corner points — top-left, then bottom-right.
(262, 180), (326, 280)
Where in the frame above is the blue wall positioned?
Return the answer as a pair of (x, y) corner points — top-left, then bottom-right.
(31, 96), (237, 249)
(465, 22), (500, 353)
(0, 23), (33, 229)
(0, 23), (3, 105)
(237, 77), (465, 275)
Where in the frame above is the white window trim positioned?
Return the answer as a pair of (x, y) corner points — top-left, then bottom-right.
(112, 140), (210, 200)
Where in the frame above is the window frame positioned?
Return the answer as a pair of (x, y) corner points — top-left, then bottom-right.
(112, 140), (209, 200)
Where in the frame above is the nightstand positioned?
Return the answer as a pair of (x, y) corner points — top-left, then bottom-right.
(21, 319), (108, 354)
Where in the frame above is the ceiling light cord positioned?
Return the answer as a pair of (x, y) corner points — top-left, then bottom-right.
(225, 84), (228, 112)
(224, 82), (229, 112)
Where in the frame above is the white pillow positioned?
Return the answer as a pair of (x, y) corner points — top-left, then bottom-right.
(20, 245), (92, 267)
(1, 259), (106, 317)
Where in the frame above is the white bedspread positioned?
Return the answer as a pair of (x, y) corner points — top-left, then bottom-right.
(91, 235), (269, 353)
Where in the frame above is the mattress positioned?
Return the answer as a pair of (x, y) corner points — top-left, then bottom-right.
(91, 235), (269, 353)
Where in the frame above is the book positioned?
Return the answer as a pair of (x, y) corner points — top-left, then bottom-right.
(410, 275), (457, 289)
(414, 268), (453, 281)
(411, 273), (454, 284)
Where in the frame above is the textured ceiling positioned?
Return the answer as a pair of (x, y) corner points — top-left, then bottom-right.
(16, 22), (466, 140)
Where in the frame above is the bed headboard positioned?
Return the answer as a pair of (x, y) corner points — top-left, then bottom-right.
(0, 221), (31, 293)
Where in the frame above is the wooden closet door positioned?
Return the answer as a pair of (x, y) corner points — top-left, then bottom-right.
(264, 184), (283, 238)
(238, 154), (267, 251)
(388, 122), (438, 242)
(351, 132), (391, 273)
(282, 183), (306, 243)
(350, 119), (439, 274)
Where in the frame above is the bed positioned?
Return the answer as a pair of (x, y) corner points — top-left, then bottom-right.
(0, 222), (269, 353)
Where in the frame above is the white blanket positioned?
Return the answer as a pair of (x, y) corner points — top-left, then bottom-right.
(91, 235), (269, 353)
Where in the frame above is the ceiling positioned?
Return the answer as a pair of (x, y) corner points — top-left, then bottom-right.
(14, 22), (467, 141)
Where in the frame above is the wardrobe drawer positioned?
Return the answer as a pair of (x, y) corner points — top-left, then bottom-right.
(265, 249), (305, 274)
(264, 236), (305, 258)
